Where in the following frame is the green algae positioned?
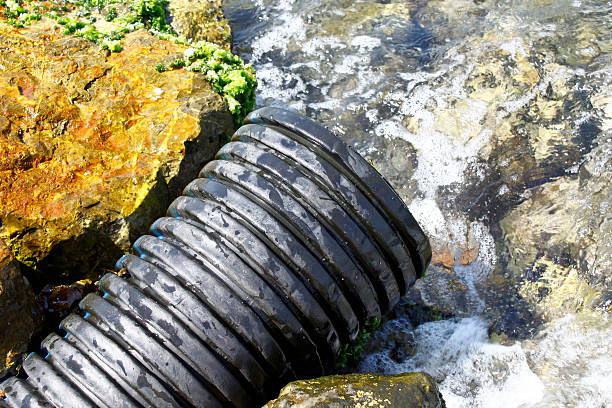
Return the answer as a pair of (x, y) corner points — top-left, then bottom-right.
(1, 0), (38, 27)
(335, 316), (381, 369)
(154, 62), (167, 72)
(100, 37), (122, 52)
(168, 57), (185, 68)
(179, 41), (256, 124)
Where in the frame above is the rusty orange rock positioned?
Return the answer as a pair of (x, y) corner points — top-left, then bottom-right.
(430, 239), (480, 270)
(0, 21), (234, 284)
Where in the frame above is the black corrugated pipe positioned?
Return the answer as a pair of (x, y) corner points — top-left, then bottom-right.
(0, 107), (431, 408)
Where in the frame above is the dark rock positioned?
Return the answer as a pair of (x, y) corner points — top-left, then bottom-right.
(37, 279), (95, 323)
(0, 241), (42, 377)
(406, 267), (476, 317)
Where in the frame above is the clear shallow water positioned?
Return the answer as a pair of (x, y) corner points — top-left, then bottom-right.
(223, 0), (611, 406)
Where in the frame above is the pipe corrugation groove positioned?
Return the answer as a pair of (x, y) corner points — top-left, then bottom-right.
(1, 107), (430, 408)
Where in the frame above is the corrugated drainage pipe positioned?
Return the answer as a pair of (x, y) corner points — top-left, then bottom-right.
(0, 107), (431, 408)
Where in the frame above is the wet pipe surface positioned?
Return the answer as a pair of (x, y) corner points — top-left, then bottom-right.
(0, 107), (430, 408)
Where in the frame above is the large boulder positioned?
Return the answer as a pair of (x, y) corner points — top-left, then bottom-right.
(263, 372), (444, 408)
(0, 241), (42, 377)
(0, 19), (234, 285)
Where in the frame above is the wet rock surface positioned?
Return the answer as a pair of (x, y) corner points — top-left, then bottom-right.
(0, 241), (42, 377)
(263, 372), (444, 408)
(0, 18), (234, 286)
(500, 138), (612, 321)
(36, 279), (95, 323)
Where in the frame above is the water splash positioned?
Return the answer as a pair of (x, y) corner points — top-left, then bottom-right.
(359, 313), (611, 408)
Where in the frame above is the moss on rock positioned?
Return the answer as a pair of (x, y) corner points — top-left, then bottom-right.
(264, 372), (445, 408)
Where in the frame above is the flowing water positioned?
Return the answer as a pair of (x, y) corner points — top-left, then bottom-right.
(223, 0), (611, 406)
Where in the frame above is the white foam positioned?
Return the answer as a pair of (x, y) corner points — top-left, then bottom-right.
(360, 312), (612, 408)
(499, 37), (527, 58)
(255, 63), (307, 103)
(360, 317), (545, 408)
(526, 313), (612, 407)
(334, 54), (362, 74)
(250, 0), (306, 60)
(350, 35), (381, 51)
(471, 222), (497, 268)
(302, 36), (346, 56)
(408, 197), (448, 239)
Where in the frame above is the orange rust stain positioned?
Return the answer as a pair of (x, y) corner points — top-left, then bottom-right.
(67, 61), (79, 75)
(451, 279), (468, 292)
(40, 199), (66, 219)
(431, 245), (454, 269)
(16, 76), (37, 99)
(0, 26), (226, 247)
(431, 242), (480, 269)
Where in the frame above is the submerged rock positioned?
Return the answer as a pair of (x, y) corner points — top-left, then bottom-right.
(500, 132), (612, 320)
(377, 2), (611, 335)
(0, 19), (234, 284)
(0, 241), (42, 377)
(263, 372), (444, 408)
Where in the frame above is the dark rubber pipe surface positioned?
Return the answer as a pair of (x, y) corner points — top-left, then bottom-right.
(1, 107), (430, 408)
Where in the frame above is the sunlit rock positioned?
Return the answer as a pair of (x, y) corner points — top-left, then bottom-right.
(0, 21), (234, 284)
(167, 0), (232, 45)
(263, 372), (444, 408)
(501, 143), (612, 318)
